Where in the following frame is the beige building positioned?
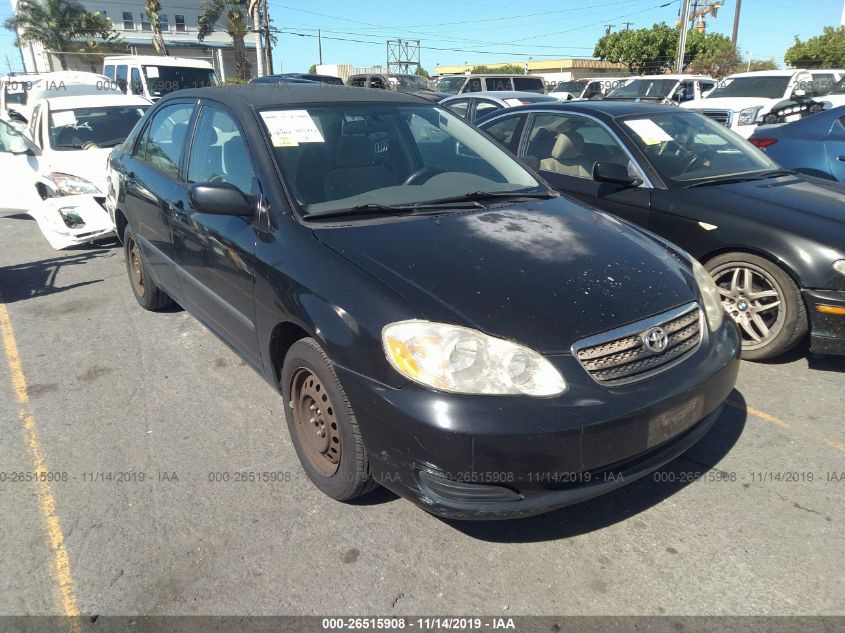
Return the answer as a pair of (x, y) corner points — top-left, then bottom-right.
(435, 58), (630, 84)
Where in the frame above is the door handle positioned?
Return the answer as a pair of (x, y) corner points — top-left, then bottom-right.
(837, 156), (845, 162)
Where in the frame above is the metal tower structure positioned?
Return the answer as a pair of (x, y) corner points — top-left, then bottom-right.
(386, 39), (421, 74)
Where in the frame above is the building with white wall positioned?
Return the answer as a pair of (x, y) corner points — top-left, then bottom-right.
(9, 0), (260, 80)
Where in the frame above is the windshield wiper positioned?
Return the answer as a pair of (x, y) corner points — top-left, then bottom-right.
(307, 190), (556, 220)
(684, 169), (796, 188)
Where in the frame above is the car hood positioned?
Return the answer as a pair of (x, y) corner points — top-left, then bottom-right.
(682, 97), (778, 112)
(313, 198), (698, 354)
(680, 174), (845, 240)
(45, 147), (112, 194)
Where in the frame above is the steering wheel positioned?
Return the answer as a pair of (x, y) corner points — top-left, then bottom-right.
(403, 166), (445, 185)
(681, 148), (716, 175)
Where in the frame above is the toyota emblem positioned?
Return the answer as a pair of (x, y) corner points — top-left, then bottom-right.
(642, 327), (669, 354)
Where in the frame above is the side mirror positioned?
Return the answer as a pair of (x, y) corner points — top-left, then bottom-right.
(188, 182), (254, 216)
(593, 161), (642, 188)
(5, 133), (39, 156)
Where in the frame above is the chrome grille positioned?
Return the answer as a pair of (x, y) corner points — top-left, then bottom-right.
(573, 303), (703, 385)
(697, 109), (732, 126)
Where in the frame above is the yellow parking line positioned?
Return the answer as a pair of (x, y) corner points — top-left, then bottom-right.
(726, 399), (791, 429)
(0, 299), (81, 627)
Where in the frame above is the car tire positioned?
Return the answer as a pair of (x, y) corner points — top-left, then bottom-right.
(123, 224), (173, 311)
(706, 252), (807, 360)
(281, 338), (376, 501)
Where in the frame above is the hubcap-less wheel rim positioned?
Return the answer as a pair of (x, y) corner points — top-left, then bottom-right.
(711, 262), (785, 351)
(127, 237), (145, 298)
(290, 368), (340, 477)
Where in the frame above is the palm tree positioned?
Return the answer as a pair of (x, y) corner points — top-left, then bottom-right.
(198, 0), (251, 81)
(145, 0), (169, 56)
(5, 0), (120, 70)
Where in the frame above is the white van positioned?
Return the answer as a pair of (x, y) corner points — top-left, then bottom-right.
(102, 55), (219, 101)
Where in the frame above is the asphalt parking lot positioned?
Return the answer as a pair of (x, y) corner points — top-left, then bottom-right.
(0, 209), (843, 617)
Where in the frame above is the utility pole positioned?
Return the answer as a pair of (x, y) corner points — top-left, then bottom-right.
(622, 22), (634, 30)
(249, 0), (264, 77)
(731, 0), (741, 46)
(318, 29), (323, 65)
(604, 24), (615, 35)
(262, 0), (273, 74)
(675, 0), (692, 73)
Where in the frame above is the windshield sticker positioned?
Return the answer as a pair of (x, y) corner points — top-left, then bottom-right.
(261, 110), (325, 147)
(52, 110), (77, 127)
(624, 119), (673, 145)
(504, 98), (523, 107)
(145, 66), (160, 78)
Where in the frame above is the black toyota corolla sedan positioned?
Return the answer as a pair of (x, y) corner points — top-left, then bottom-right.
(107, 85), (739, 520)
(477, 102), (845, 360)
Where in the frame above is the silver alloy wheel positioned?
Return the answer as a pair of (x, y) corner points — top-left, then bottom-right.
(710, 262), (785, 351)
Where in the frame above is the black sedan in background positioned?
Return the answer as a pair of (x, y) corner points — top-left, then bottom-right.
(107, 86), (738, 519)
(478, 102), (845, 360)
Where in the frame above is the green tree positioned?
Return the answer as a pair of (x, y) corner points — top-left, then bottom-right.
(308, 64), (317, 74)
(145, 0), (169, 56)
(415, 66), (430, 78)
(4, 0), (121, 70)
(198, 0), (251, 81)
(685, 31), (740, 77)
(746, 59), (778, 71)
(784, 26), (845, 68)
(471, 63), (526, 74)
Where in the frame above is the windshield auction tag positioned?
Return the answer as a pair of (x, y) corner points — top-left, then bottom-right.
(260, 110), (324, 147)
(52, 110), (77, 127)
(146, 66), (160, 78)
(624, 119), (673, 145)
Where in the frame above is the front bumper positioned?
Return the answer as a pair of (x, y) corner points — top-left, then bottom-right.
(27, 195), (115, 250)
(336, 319), (740, 520)
(804, 289), (845, 355)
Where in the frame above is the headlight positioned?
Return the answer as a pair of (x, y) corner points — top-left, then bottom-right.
(692, 259), (724, 332)
(737, 106), (761, 125)
(382, 321), (566, 396)
(48, 172), (101, 196)
(834, 260), (845, 276)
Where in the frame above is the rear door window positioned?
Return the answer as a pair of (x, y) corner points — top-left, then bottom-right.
(473, 99), (501, 121)
(483, 114), (524, 153)
(104, 64), (115, 80)
(130, 68), (143, 95)
(485, 77), (512, 91)
(445, 99), (471, 119)
(115, 65), (128, 93)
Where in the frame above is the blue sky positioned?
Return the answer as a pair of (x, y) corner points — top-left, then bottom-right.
(0, 0), (843, 74)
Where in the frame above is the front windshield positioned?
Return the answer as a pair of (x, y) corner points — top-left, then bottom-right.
(551, 81), (587, 94)
(49, 105), (149, 150)
(436, 76), (466, 94)
(620, 111), (777, 187)
(143, 66), (218, 98)
(707, 76), (790, 99)
(261, 103), (543, 217)
(393, 75), (432, 91)
(606, 78), (677, 99)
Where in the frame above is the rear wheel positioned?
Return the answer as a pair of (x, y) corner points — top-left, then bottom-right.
(123, 224), (173, 311)
(281, 338), (375, 501)
(706, 252), (807, 360)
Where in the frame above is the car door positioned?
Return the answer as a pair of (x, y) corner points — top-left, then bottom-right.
(519, 112), (652, 226)
(172, 102), (261, 366)
(824, 115), (845, 181)
(0, 118), (41, 211)
(123, 100), (196, 297)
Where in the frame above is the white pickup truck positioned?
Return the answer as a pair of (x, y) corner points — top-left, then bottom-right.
(681, 69), (841, 138)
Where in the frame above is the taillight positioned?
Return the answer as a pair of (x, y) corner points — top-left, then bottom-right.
(749, 137), (778, 149)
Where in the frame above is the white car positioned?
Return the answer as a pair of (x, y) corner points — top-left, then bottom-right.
(0, 92), (150, 249)
(1, 70), (115, 124)
(603, 74), (716, 104)
(680, 69), (836, 138)
(549, 77), (631, 101)
(816, 75), (845, 110)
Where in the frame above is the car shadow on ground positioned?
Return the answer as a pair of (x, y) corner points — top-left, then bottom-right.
(439, 390), (748, 542)
(0, 249), (113, 303)
(756, 339), (845, 373)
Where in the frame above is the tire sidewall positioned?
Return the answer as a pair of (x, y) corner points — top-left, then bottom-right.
(281, 339), (368, 500)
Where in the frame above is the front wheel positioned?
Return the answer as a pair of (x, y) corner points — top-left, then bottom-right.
(123, 224), (173, 311)
(706, 252), (807, 360)
(281, 338), (376, 501)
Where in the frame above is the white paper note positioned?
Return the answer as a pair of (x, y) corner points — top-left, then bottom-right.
(260, 110), (325, 147)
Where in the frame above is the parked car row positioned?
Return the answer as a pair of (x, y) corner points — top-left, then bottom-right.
(1, 78), (842, 520)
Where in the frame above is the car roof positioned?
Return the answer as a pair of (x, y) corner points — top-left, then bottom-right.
(477, 100), (687, 121)
(626, 74), (711, 80)
(103, 55), (214, 69)
(159, 84), (427, 107)
(442, 90), (555, 100)
(725, 70), (803, 78)
(45, 94), (151, 110)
